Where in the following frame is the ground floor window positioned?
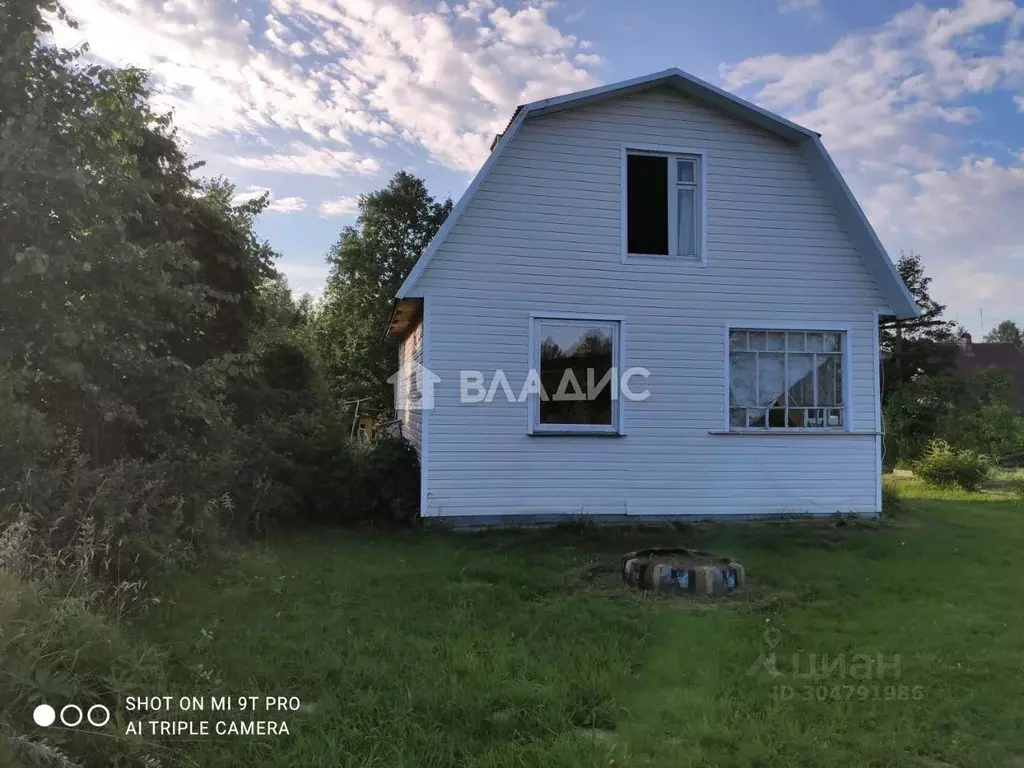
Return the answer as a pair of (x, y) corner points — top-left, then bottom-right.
(531, 316), (621, 434)
(728, 328), (846, 430)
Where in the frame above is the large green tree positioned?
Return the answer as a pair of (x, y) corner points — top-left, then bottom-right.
(879, 252), (957, 396)
(0, 0), (277, 462)
(314, 172), (452, 408)
(983, 319), (1023, 349)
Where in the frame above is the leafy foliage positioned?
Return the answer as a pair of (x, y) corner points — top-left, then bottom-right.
(0, 12), (281, 467)
(879, 252), (957, 397)
(877, 252), (1024, 471)
(2, 1), (425, 585)
(242, 415), (420, 528)
(983, 319), (1024, 349)
(883, 369), (1024, 467)
(0, 6), (429, 766)
(313, 172), (452, 407)
(914, 440), (990, 491)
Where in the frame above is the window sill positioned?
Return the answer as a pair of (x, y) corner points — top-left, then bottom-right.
(709, 430), (880, 436)
(529, 429), (624, 437)
(623, 253), (707, 265)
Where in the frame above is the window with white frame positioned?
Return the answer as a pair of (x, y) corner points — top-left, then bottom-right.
(728, 329), (846, 430)
(625, 150), (703, 260)
(530, 317), (621, 434)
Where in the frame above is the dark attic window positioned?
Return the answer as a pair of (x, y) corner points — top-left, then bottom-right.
(626, 154), (668, 255)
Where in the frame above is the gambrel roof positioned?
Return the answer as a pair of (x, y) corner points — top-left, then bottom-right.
(396, 68), (920, 319)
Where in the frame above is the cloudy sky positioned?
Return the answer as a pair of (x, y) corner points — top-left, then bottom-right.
(53, 0), (1024, 333)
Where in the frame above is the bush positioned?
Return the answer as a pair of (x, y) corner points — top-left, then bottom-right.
(914, 440), (991, 491)
(241, 410), (420, 528)
(359, 437), (421, 526)
(882, 370), (1024, 468)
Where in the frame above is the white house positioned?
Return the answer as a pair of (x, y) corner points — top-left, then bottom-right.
(387, 69), (919, 525)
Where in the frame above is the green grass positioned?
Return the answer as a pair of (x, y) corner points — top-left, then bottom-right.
(139, 479), (1024, 767)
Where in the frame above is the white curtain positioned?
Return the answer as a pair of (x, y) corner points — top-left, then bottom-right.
(677, 187), (696, 255)
(730, 352), (819, 408)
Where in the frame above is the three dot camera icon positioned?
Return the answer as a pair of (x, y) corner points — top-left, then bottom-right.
(33, 703), (110, 729)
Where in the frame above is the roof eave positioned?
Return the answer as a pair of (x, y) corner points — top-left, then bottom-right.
(797, 138), (920, 319)
(396, 105), (531, 299)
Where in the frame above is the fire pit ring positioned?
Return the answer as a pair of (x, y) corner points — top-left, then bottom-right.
(622, 547), (746, 596)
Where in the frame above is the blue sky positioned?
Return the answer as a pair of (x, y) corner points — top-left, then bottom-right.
(54, 0), (1024, 333)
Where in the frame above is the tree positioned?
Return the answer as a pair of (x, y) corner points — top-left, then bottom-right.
(879, 252), (957, 396)
(314, 172), (452, 407)
(983, 319), (1023, 349)
(0, 1), (277, 462)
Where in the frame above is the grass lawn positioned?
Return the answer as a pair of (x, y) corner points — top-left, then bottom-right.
(140, 477), (1024, 767)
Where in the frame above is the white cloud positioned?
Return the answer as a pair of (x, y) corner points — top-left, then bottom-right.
(721, 0), (1024, 330)
(721, 1), (1023, 159)
(490, 6), (575, 50)
(319, 196), (362, 216)
(779, 0), (820, 13)
(227, 144), (381, 177)
(575, 52), (602, 66)
(53, 0), (600, 175)
(267, 196), (308, 212)
(229, 186), (307, 213)
(230, 186), (271, 205)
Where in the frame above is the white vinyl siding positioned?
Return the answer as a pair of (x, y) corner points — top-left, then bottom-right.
(414, 86), (887, 518)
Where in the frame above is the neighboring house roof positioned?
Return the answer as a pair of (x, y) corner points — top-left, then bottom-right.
(396, 68), (920, 319)
(955, 340), (1024, 410)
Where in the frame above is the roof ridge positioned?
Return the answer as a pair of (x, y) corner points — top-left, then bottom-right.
(396, 68), (919, 318)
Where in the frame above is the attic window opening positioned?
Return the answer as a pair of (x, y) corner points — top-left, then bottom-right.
(626, 155), (668, 255)
(625, 149), (703, 261)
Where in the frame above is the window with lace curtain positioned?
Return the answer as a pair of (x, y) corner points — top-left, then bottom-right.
(728, 329), (846, 430)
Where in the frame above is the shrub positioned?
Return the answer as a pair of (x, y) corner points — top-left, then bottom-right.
(242, 410), (420, 528)
(358, 436), (421, 526)
(0, 419), (254, 601)
(882, 370), (1024, 468)
(914, 440), (991, 491)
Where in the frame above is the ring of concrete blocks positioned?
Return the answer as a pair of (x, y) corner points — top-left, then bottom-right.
(621, 547), (746, 596)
